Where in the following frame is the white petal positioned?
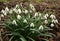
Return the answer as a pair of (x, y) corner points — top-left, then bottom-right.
(1, 9), (5, 14)
(25, 10), (28, 14)
(39, 25), (43, 30)
(5, 7), (9, 12)
(17, 15), (21, 19)
(30, 23), (34, 27)
(12, 20), (17, 25)
(18, 9), (21, 14)
(50, 14), (56, 19)
(1, 14), (4, 17)
(50, 24), (54, 27)
(23, 19), (27, 23)
(44, 20), (48, 24)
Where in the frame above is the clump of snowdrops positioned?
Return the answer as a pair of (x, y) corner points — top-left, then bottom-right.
(0, 4), (58, 41)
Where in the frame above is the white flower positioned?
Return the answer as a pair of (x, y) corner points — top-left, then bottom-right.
(17, 15), (21, 19)
(29, 10), (32, 13)
(9, 9), (13, 14)
(13, 8), (18, 13)
(52, 19), (58, 23)
(29, 4), (35, 11)
(15, 4), (19, 8)
(18, 9), (21, 14)
(23, 19), (27, 23)
(34, 12), (38, 17)
(45, 13), (49, 17)
(1, 14), (4, 17)
(3, 12), (7, 16)
(50, 24), (54, 27)
(29, 4), (34, 8)
(44, 20), (48, 24)
(39, 25), (43, 30)
(55, 19), (58, 23)
(32, 7), (35, 11)
(24, 10), (28, 14)
(44, 15), (47, 19)
(12, 20), (17, 25)
(5, 7), (9, 12)
(50, 14), (56, 19)
(30, 23), (34, 27)
(1, 9), (5, 14)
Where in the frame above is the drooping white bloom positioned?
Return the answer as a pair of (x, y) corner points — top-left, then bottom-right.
(55, 19), (58, 23)
(52, 19), (58, 23)
(29, 4), (34, 8)
(17, 15), (21, 19)
(32, 7), (35, 11)
(18, 9), (21, 14)
(15, 4), (19, 8)
(39, 25), (43, 30)
(1, 9), (5, 14)
(45, 13), (49, 17)
(24, 10), (28, 14)
(5, 7), (9, 12)
(1, 14), (4, 17)
(30, 23), (34, 27)
(4, 12), (7, 16)
(50, 14), (56, 19)
(12, 20), (17, 25)
(29, 10), (32, 13)
(44, 20), (48, 24)
(23, 19), (27, 23)
(13, 8), (18, 13)
(44, 15), (47, 19)
(29, 4), (35, 11)
(50, 24), (54, 27)
(34, 12), (38, 17)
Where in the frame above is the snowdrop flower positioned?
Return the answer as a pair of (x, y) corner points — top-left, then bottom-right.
(17, 15), (21, 19)
(30, 23), (34, 27)
(29, 4), (34, 8)
(52, 19), (58, 23)
(1, 9), (5, 14)
(1, 14), (4, 17)
(50, 14), (56, 19)
(15, 4), (19, 8)
(50, 23), (54, 27)
(5, 7), (9, 12)
(9, 9), (13, 14)
(55, 19), (58, 23)
(24, 10), (28, 14)
(45, 13), (49, 17)
(39, 25), (43, 30)
(34, 12), (38, 17)
(29, 10), (32, 13)
(44, 15), (47, 19)
(4, 12), (7, 16)
(13, 8), (18, 13)
(12, 20), (17, 25)
(29, 4), (35, 11)
(32, 7), (35, 11)
(23, 19), (27, 23)
(18, 9), (21, 14)
(44, 20), (48, 24)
